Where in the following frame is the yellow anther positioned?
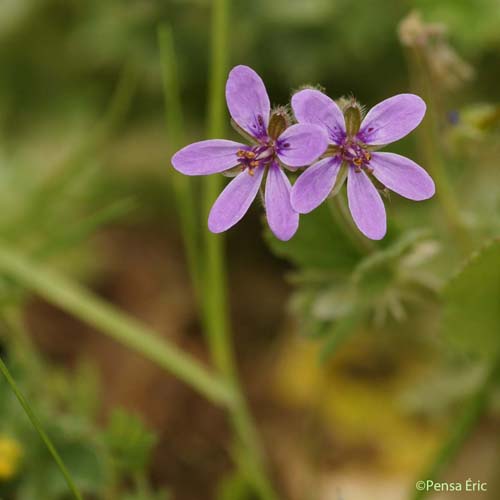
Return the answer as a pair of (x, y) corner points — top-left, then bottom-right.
(237, 150), (245, 158)
(353, 158), (363, 167)
(246, 151), (256, 159)
(364, 151), (372, 161)
(250, 160), (259, 168)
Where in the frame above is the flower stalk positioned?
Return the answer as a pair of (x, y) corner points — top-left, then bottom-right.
(328, 190), (375, 255)
(200, 1), (278, 498)
(404, 43), (473, 252)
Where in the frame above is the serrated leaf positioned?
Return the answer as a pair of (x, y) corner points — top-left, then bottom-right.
(442, 239), (500, 358)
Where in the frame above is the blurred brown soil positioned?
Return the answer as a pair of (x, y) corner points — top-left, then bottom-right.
(21, 216), (500, 500)
(24, 216), (293, 499)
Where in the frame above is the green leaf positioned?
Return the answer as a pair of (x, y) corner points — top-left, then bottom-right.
(264, 204), (362, 270)
(442, 239), (500, 358)
(104, 408), (157, 474)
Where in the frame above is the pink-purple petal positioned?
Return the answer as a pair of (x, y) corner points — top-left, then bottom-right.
(208, 168), (264, 233)
(276, 123), (328, 167)
(347, 168), (386, 240)
(172, 139), (245, 175)
(358, 94), (426, 146)
(291, 89), (346, 144)
(291, 157), (341, 214)
(265, 163), (299, 241)
(225, 65), (270, 139)
(370, 152), (435, 201)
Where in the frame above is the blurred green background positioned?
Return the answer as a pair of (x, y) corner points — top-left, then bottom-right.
(0, 1), (500, 499)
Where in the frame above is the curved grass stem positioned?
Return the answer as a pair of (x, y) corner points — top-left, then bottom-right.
(0, 356), (83, 500)
(0, 245), (233, 407)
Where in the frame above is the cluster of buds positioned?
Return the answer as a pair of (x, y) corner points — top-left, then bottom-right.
(398, 10), (474, 90)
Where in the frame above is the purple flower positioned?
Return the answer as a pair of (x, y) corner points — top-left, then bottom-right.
(171, 66), (328, 241)
(290, 90), (435, 240)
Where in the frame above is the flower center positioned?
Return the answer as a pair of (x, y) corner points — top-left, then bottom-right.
(236, 144), (275, 175)
(340, 139), (372, 173)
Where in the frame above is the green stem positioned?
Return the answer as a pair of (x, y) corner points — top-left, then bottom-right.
(0, 244), (233, 407)
(412, 358), (500, 500)
(0, 356), (83, 500)
(202, 1), (277, 498)
(328, 192), (374, 255)
(408, 47), (472, 253)
(203, 0), (231, 373)
(158, 24), (203, 303)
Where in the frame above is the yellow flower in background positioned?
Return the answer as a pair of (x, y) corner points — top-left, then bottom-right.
(0, 435), (23, 481)
(273, 334), (444, 474)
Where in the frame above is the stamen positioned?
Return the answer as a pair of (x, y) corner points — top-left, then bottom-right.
(339, 138), (372, 173)
(236, 143), (276, 175)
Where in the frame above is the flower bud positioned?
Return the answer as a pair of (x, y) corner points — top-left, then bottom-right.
(268, 107), (291, 139)
(344, 101), (363, 137)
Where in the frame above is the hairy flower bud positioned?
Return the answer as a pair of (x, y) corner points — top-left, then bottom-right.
(268, 107), (291, 139)
(343, 101), (363, 137)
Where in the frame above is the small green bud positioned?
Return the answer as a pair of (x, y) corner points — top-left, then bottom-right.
(344, 101), (363, 137)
